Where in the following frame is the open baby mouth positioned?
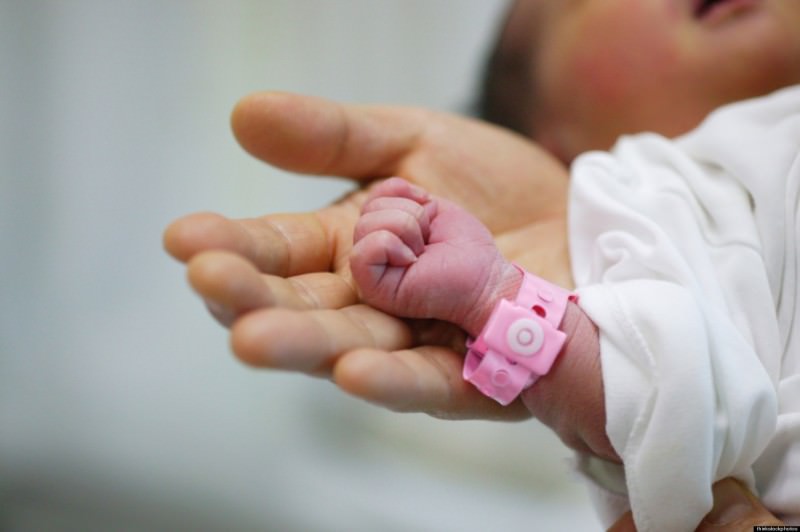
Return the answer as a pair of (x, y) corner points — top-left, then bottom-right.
(693, 0), (760, 21)
(695, 0), (727, 17)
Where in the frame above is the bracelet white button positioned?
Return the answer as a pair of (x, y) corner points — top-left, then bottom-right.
(507, 318), (544, 356)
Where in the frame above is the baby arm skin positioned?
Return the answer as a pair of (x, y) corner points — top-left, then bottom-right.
(351, 177), (619, 463)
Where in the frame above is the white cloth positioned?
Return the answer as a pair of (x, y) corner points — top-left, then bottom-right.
(569, 85), (800, 531)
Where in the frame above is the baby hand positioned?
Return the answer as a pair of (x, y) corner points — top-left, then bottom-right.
(350, 177), (520, 337)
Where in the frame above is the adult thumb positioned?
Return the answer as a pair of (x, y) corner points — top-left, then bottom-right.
(607, 477), (784, 531)
(696, 478), (784, 531)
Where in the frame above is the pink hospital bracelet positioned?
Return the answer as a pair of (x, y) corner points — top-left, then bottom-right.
(463, 266), (574, 406)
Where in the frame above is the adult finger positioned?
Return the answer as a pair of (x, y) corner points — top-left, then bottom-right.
(696, 478), (784, 530)
(163, 207), (355, 276)
(186, 250), (358, 326)
(334, 346), (530, 421)
(231, 92), (423, 180)
(231, 303), (530, 420)
(230, 92), (570, 234)
(230, 304), (413, 376)
(606, 477), (785, 531)
(186, 250), (275, 327)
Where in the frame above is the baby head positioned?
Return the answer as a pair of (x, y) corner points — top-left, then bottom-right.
(479, 0), (800, 162)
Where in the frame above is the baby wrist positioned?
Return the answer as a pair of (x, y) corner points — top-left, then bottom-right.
(461, 262), (523, 338)
(462, 265), (575, 406)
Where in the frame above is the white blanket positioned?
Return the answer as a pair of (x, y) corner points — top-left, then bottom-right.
(569, 85), (800, 530)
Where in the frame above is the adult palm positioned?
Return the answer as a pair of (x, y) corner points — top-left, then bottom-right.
(164, 92), (571, 421)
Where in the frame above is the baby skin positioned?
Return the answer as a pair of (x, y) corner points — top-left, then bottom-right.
(350, 177), (523, 339)
(351, 177), (618, 462)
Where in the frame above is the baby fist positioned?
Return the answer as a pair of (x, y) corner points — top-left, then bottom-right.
(350, 177), (516, 336)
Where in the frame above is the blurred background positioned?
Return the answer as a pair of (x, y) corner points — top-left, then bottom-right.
(1, 1), (599, 530)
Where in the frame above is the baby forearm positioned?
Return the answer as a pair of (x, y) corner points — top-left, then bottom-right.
(521, 301), (620, 463)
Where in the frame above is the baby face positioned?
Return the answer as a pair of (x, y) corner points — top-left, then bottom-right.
(500, 0), (800, 161)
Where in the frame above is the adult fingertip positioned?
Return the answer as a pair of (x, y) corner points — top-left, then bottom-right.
(699, 478), (784, 530)
(229, 312), (262, 367)
(230, 91), (345, 175)
(609, 478), (784, 532)
(230, 91), (287, 148)
(230, 308), (281, 368)
(606, 512), (636, 532)
(703, 479), (756, 527)
(162, 222), (184, 261)
(202, 297), (236, 328)
(162, 212), (231, 262)
(162, 213), (200, 262)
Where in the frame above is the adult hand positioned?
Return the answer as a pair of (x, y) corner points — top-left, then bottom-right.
(608, 478), (785, 531)
(164, 93), (783, 523)
(164, 92), (570, 421)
